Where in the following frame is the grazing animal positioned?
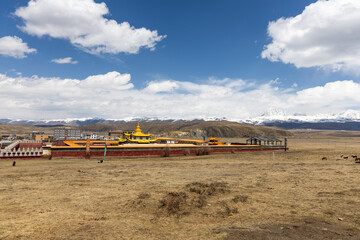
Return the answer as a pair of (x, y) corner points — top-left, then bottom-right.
(355, 158), (360, 163)
(352, 155), (357, 159)
(12, 161), (16, 166)
(343, 156), (348, 160)
(340, 154), (344, 158)
(322, 157), (327, 161)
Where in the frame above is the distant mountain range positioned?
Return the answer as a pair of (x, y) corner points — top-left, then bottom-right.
(0, 117), (225, 127)
(244, 109), (360, 124)
(243, 109), (360, 130)
(2, 110), (360, 130)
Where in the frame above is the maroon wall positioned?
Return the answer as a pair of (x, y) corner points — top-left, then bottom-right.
(50, 146), (287, 159)
(18, 143), (44, 148)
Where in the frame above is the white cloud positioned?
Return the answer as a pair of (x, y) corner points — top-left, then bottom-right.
(145, 80), (179, 93)
(81, 71), (133, 90)
(15, 0), (166, 55)
(51, 57), (78, 64)
(0, 36), (36, 58)
(289, 80), (360, 113)
(1, 71), (360, 120)
(262, 0), (360, 73)
(263, 79), (360, 115)
(0, 72), (286, 120)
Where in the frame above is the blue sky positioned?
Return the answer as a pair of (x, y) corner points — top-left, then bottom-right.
(1, 0), (360, 120)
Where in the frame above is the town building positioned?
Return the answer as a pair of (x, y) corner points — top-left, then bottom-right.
(108, 131), (123, 138)
(31, 131), (45, 139)
(34, 134), (49, 141)
(54, 127), (81, 140)
(83, 133), (98, 140)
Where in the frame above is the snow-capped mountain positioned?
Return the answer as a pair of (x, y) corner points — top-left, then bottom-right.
(244, 109), (360, 125)
(0, 116), (227, 126)
(2, 110), (360, 130)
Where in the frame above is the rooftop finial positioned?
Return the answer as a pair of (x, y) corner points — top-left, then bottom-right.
(135, 123), (142, 133)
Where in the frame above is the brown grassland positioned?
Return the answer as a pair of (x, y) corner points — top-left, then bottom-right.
(1, 132), (360, 239)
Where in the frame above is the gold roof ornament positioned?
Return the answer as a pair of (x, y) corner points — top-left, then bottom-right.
(132, 123), (152, 137)
(124, 123), (152, 138)
(119, 123), (156, 144)
(134, 123), (142, 134)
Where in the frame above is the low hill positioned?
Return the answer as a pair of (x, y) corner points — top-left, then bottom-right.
(79, 121), (291, 138)
(0, 124), (54, 136)
(0, 121), (292, 138)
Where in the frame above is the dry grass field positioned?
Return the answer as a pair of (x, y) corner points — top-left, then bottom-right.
(1, 133), (360, 239)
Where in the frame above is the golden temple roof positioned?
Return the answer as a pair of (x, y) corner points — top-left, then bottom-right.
(124, 123), (152, 137)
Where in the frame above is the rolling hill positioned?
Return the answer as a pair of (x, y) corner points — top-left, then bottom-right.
(79, 121), (291, 138)
(0, 121), (291, 138)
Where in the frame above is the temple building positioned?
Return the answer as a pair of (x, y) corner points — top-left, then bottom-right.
(120, 124), (156, 144)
